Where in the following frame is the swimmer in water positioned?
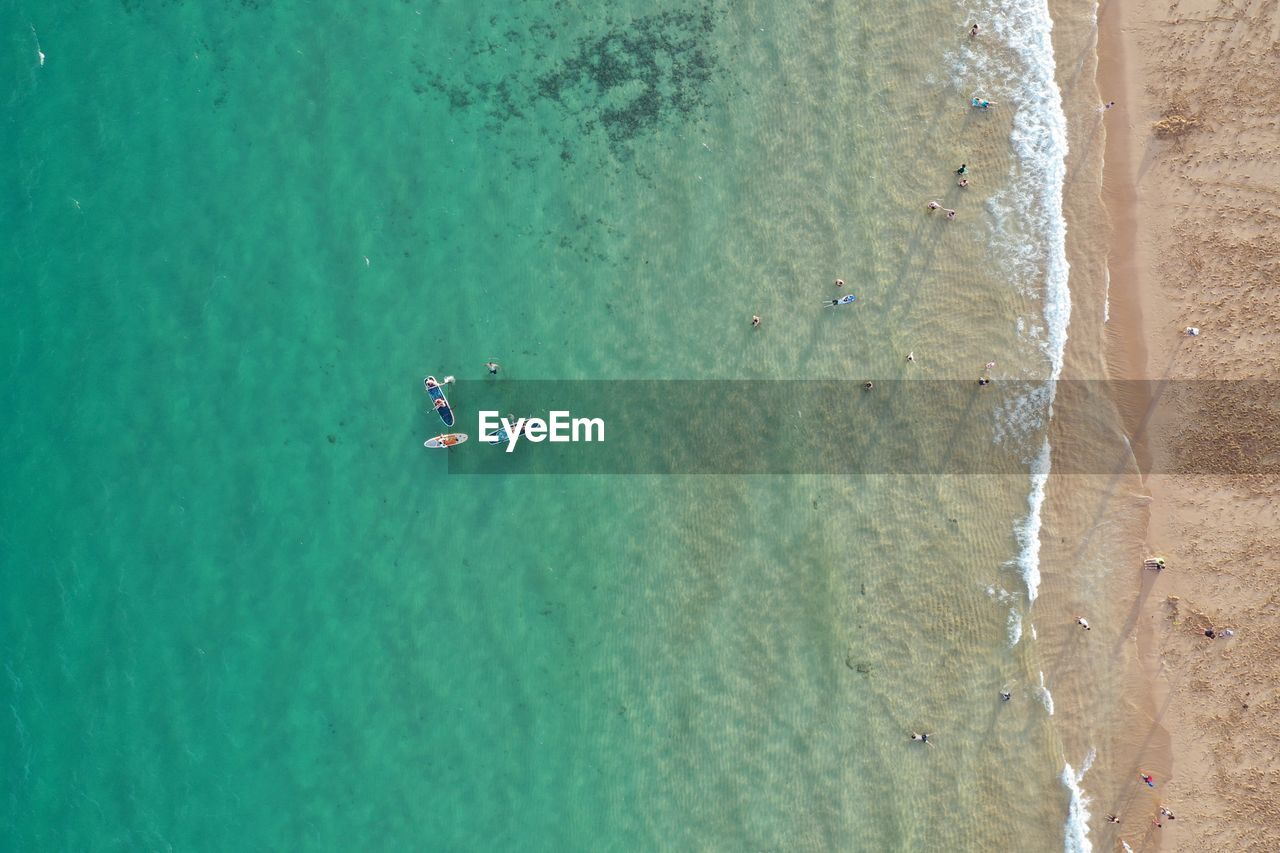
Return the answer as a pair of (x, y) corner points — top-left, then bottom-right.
(484, 361), (500, 375)
(1000, 690), (1011, 702)
(751, 315), (761, 328)
(835, 278), (845, 288)
(864, 381), (874, 391)
(957, 177), (969, 187)
(910, 732), (932, 744)
(1140, 772), (1155, 787)
(906, 351), (915, 362)
(928, 200), (942, 211)
(945, 209), (957, 220)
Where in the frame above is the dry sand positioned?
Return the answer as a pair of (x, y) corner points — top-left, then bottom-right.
(1097, 0), (1280, 848)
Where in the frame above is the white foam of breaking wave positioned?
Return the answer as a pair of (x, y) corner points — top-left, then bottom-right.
(957, 0), (1072, 383)
(1037, 670), (1054, 715)
(986, 585), (1024, 647)
(1008, 2), (1072, 381)
(1102, 266), (1110, 324)
(957, 0), (1070, 608)
(1009, 438), (1050, 602)
(1004, 0), (1071, 611)
(1008, 607), (1023, 646)
(1062, 748), (1096, 853)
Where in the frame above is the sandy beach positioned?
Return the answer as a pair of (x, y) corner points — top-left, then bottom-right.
(1098, 0), (1280, 847)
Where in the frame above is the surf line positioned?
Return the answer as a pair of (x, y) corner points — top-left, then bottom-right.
(479, 410), (605, 453)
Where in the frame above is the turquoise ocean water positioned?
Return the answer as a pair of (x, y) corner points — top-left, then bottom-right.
(3, 0), (1086, 849)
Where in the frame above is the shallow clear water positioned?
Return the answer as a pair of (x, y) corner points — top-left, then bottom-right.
(2, 0), (1076, 848)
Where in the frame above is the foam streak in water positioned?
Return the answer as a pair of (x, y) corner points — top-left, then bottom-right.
(1061, 748), (1096, 853)
(1014, 438), (1050, 603)
(1037, 670), (1055, 715)
(982, 0), (1071, 605)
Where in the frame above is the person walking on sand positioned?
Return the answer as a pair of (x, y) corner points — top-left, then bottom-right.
(957, 177), (969, 187)
(1184, 326), (1200, 336)
(1076, 616), (1091, 630)
(956, 164), (967, 175)
(1105, 814), (1120, 824)
(484, 361), (501, 375)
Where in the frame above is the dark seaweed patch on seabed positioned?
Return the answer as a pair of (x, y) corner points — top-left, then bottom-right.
(423, 6), (722, 161)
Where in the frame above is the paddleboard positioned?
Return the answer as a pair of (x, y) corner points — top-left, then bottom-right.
(424, 375), (455, 427)
(424, 433), (468, 449)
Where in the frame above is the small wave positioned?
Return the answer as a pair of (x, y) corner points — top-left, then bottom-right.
(1037, 670), (1055, 715)
(985, 586), (1024, 647)
(1061, 748), (1096, 853)
(1102, 266), (1110, 324)
(1008, 607), (1023, 647)
(1012, 438), (1050, 602)
(968, 0), (1069, 608)
(1007, 0), (1073, 381)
